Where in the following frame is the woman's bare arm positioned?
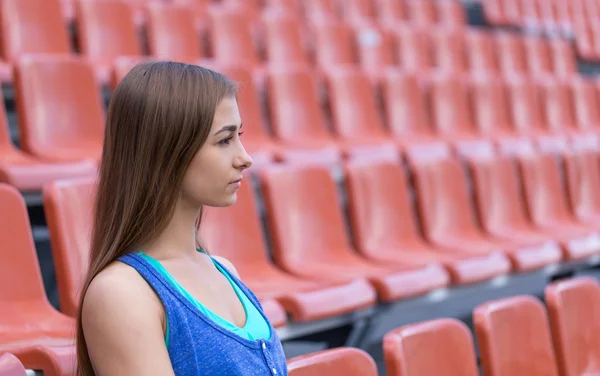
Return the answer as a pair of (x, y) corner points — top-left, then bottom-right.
(82, 263), (176, 376)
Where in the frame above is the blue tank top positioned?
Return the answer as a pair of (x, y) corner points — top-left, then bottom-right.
(118, 253), (288, 376)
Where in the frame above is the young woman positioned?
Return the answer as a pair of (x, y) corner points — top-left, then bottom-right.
(75, 61), (288, 375)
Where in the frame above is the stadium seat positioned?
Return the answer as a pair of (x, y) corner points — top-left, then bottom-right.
(563, 145), (600, 229)
(550, 39), (577, 77)
(537, 77), (582, 137)
(383, 318), (479, 376)
(0, 354), (26, 376)
(381, 70), (442, 149)
(523, 36), (553, 76)
(344, 159), (513, 284)
(303, 0), (338, 22)
(392, 25), (433, 74)
(437, 0), (467, 27)
(266, 65), (341, 165)
(14, 55), (105, 164)
(209, 6), (261, 69)
(262, 10), (309, 65)
(354, 24), (395, 81)
(259, 299), (287, 328)
(495, 32), (528, 74)
(0, 183), (75, 376)
(518, 149), (600, 259)
(76, 0), (142, 85)
(474, 295), (560, 376)
(570, 77), (600, 134)
(406, 0), (437, 26)
(0, 0), (71, 65)
(312, 19), (357, 68)
(146, 3), (205, 64)
(545, 277), (600, 376)
(287, 347), (378, 376)
(410, 148), (558, 273)
(200, 179), (376, 322)
(431, 27), (468, 73)
(467, 153), (564, 268)
(0, 95), (97, 192)
(338, 0), (377, 24)
(465, 29), (499, 73)
(324, 67), (399, 159)
(260, 164), (450, 303)
(376, 0), (407, 27)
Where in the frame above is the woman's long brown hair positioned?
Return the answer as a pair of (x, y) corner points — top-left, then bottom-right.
(75, 61), (238, 375)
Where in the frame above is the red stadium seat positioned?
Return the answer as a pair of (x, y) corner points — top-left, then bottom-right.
(406, 0), (437, 26)
(523, 36), (553, 76)
(375, 0), (407, 27)
(431, 27), (468, 73)
(437, 0), (467, 27)
(260, 164), (450, 303)
(495, 32), (528, 74)
(288, 348), (377, 376)
(0, 183), (75, 376)
(76, 0), (141, 85)
(571, 77), (600, 134)
(392, 26), (433, 74)
(537, 77), (582, 137)
(345, 159), (513, 284)
(545, 277), (600, 376)
(383, 318), (479, 376)
(200, 179), (376, 322)
(0, 354), (26, 376)
(550, 39), (577, 77)
(303, 0), (338, 22)
(146, 3), (205, 64)
(466, 29), (499, 72)
(263, 10), (309, 65)
(312, 19), (357, 68)
(354, 24), (395, 80)
(259, 300), (287, 328)
(338, 0), (377, 24)
(563, 145), (600, 229)
(209, 6), (261, 69)
(14, 55), (105, 164)
(474, 296), (560, 376)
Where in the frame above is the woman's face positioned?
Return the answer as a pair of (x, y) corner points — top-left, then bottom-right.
(180, 96), (253, 208)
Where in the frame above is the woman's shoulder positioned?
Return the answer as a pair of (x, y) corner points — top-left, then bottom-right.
(211, 255), (240, 279)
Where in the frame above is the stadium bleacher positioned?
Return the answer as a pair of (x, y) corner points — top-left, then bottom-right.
(2, 0), (600, 375)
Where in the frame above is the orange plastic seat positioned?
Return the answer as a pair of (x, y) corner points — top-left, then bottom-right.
(209, 6), (261, 69)
(260, 164), (450, 303)
(303, 0), (338, 22)
(146, 3), (205, 64)
(0, 183), (75, 376)
(259, 299), (287, 328)
(550, 39), (577, 77)
(200, 180), (376, 322)
(383, 318), (479, 376)
(466, 29), (499, 72)
(376, 0), (407, 27)
(263, 11), (309, 65)
(345, 159), (513, 284)
(538, 76), (583, 138)
(381, 70), (442, 148)
(524, 36), (553, 76)
(545, 277), (600, 376)
(495, 32), (528, 74)
(76, 0), (141, 85)
(0, 0), (71, 63)
(406, 0), (437, 26)
(0, 354), (26, 376)
(0, 95), (96, 192)
(474, 295), (560, 376)
(518, 150), (600, 260)
(338, 0), (377, 24)
(266, 65), (341, 165)
(431, 27), (468, 73)
(325, 67), (398, 159)
(288, 347), (377, 376)
(571, 77), (600, 134)
(468, 153), (563, 269)
(354, 24), (395, 81)
(563, 146), (600, 229)
(437, 0), (467, 27)
(392, 25), (433, 74)
(312, 19), (357, 68)
(14, 55), (105, 164)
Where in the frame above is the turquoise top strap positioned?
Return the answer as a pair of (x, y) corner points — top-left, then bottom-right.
(138, 251), (271, 346)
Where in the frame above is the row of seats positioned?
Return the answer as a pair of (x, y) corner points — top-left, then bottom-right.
(2, 52), (597, 191)
(5, 137), (600, 373)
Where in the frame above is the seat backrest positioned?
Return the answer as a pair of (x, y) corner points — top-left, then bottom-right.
(545, 277), (600, 376)
(14, 55), (105, 161)
(505, 75), (547, 135)
(518, 151), (575, 224)
(303, 0), (338, 22)
(313, 19), (357, 67)
(0, 0), (71, 61)
(338, 0), (376, 24)
(326, 67), (387, 140)
(260, 165), (352, 270)
(474, 295), (560, 376)
(383, 318), (479, 376)
(146, 3), (203, 63)
(538, 77), (577, 133)
(43, 177), (96, 317)
(429, 72), (477, 137)
(410, 154), (482, 242)
(393, 25), (433, 73)
(76, 1), (140, 66)
(354, 24), (395, 71)
(571, 77), (600, 132)
(0, 353), (26, 376)
(200, 176), (271, 271)
(437, 0), (466, 27)
(267, 65), (332, 144)
(382, 70), (435, 139)
(263, 11), (308, 65)
(345, 159), (424, 258)
(288, 347), (377, 376)
(495, 32), (527, 74)
(406, 0), (437, 26)
(0, 184), (48, 303)
(0, 92), (14, 153)
(209, 6), (260, 68)
(375, 0), (407, 26)
(562, 147), (600, 221)
(524, 36), (553, 75)
(431, 27), (468, 73)
(469, 154), (533, 233)
(466, 29), (498, 72)
(550, 39), (577, 77)
(469, 74), (514, 135)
